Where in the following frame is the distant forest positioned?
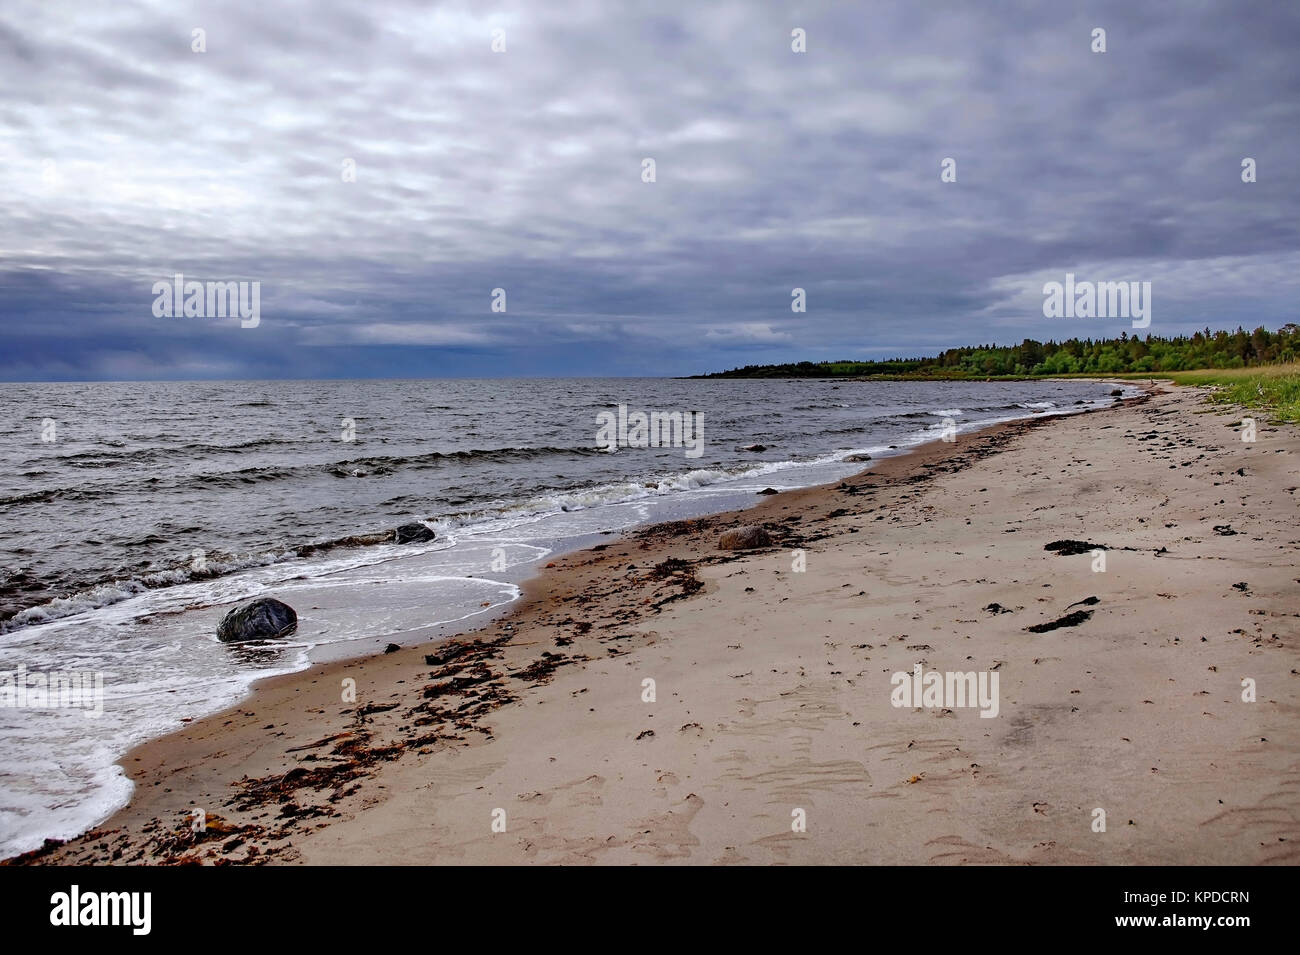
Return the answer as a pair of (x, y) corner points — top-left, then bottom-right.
(692, 325), (1300, 378)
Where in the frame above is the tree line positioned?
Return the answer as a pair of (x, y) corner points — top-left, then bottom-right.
(694, 325), (1299, 378)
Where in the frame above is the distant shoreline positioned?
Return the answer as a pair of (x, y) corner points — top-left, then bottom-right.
(685, 327), (1298, 380)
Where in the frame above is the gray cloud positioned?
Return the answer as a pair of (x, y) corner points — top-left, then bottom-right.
(1, 0), (1297, 379)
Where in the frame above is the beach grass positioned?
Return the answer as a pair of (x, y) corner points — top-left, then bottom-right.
(1128, 365), (1300, 423)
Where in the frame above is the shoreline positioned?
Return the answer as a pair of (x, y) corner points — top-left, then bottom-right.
(0, 379), (1130, 857)
(12, 382), (1299, 865)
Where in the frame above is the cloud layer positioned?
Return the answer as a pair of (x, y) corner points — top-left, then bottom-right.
(2, 0), (1298, 379)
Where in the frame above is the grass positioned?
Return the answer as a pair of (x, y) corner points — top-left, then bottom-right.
(1121, 364), (1300, 424)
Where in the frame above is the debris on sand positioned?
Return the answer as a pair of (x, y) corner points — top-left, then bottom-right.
(718, 525), (773, 550)
(1026, 609), (1094, 633)
(511, 652), (573, 685)
(1044, 540), (1106, 556)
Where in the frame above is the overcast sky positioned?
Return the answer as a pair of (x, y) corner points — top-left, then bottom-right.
(2, 0), (1297, 380)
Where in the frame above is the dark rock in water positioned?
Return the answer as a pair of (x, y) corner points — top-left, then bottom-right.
(1044, 539), (1105, 556)
(384, 643), (400, 654)
(843, 453), (872, 462)
(393, 522), (436, 544)
(1110, 389), (1123, 396)
(740, 444), (767, 452)
(757, 487), (779, 495)
(217, 598), (297, 643)
(718, 525), (773, 550)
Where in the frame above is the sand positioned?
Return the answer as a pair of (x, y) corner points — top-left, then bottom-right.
(11, 384), (1299, 865)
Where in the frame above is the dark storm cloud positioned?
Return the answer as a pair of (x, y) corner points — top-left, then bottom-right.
(1, 0), (1297, 379)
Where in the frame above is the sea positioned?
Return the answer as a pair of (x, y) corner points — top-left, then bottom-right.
(0, 376), (1135, 857)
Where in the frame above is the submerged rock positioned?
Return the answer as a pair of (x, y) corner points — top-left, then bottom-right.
(217, 598), (297, 643)
(718, 525), (773, 550)
(843, 453), (872, 462)
(739, 444), (767, 452)
(393, 522), (436, 544)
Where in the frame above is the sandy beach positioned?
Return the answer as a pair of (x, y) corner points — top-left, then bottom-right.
(12, 383), (1298, 866)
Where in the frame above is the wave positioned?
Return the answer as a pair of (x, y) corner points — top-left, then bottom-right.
(323, 445), (607, 478)
(0, 524), (445, 633)
(326, 445), (611, 475)
(0, 487), (71, 506)
(5, 445), (614, 503)
(0, 550), (290, 633)
(22, 437), (300, 470)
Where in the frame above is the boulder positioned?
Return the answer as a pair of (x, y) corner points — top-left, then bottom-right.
(739, 444), (767, 452)
(217, 597), (297, 643)
(757, 487), (779, 495)
(393, 522), (436, 544)
(843, 453), (872, 462)
(718, 525), (773, 550)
